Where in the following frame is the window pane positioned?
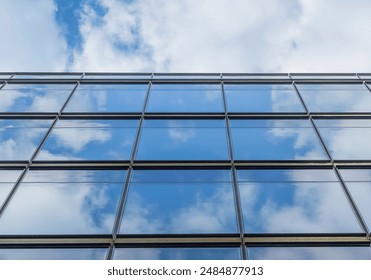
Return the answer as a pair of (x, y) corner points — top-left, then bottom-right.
(0, 170), (22, 206)
(153, 74), (220, 79)
(292, 74), (359, 79)
(224, 84), (304, 112)
(0, 169), (126, 234)
(120, 170), (237, 234)
(64, 84), (148, 113)
(136, 119), (229, 160)
(340, 169), (371, 232)
(238, 169), (362, 233)
(114, 247), (240, 260)
(222, 74), (289, 79)
(12, 74), (82, 79)
(0, 75), (11, 79)
(297, 84), (371, 112)
(230, 119), (328, 160)
(36, 119), (138, 161)
(83, 74), (151, 79)
(0, 248), (107, 260)
(0, 83), (74, 112)
(248, 246), (371, 260)
(147, 84), (223, 112)
(315, 119), (371, 160)
(0, 119), (53, 161)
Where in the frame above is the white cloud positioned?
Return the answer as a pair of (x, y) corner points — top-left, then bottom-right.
(0, 0), (67, 71)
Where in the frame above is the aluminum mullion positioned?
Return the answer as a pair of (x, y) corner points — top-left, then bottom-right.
(221, 82), (247, 260)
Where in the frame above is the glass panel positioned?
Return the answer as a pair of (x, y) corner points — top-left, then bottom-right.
(0, 170), (22, 206)
(297, 84), (371, 112)
(153, 74), (220, 79)
(114, 247), (241, 260)
(0, 75), (11, 79)
(315, 119), (371, 160)
(64, 84), (148, 113)
(147, 84), (223, 112)
(36, 119), (138, 161)
(12, 74), (82, 79)
(248, 246), (371, 260)
(0, 83), (74, 112)
(230, 119), (328, 160)
(340, 169), (371, 231)
(0, 169), (126, 234)
(0, 248), (107, 260)
(136, 119), (229, 160)
(238, 169), (362, 233)
(292, 75), (358, 79)
(222, 74), (289, 79)
(83, 74), (151, 79)
(360, 75), (371, 79)
(224, 84), (304, 112)
(0, 119), (53, 161)
(120, 170), (237, 234)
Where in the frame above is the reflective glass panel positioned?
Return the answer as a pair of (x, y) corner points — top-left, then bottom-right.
(315, 119), (371, 160)
(0, 75), (11, 79)
(36, 119), (138, 161)
(12, 74), (82, 79)
(0, 170), (22, 206)
(340, 169), (371, 231)
(114, 247), (241, 260)
(224, 84), (304, 112)
(153, 74), (220, 80)
(0, 248), (107, 260)
(83, 74), (151, 79)
(230, 120), (328, 160)
(222, 75), (290, 79)
(136, 119), (229, 160)
(0, 119), (53, 161)
(297, 84), (371, 112)
(0, 169), (126, 234)
(248, 246), (371, 260)
(64, 84), (148, 113)
(0, 83), (74, 112)
(291, 75), (359, 79)
(120, 170), (237, 234)
(238, 169), (361, 233)
(147, 84), (223, 112)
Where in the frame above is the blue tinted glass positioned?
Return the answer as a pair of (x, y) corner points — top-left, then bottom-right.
(64, 84), (148, 112)
(114, 247), (241, 260)
(0, 83), (74, 112)
(230, 119), (328, 160)
(297, 84), (371, 112)
(136, 119), (229, 160)
(120, 170), (237, 234)
(0, 169), (126, 234)
(0, 119), (53, 161)
(36, 119), (138, 161)
(315, 119), (371, 160)
(238, 169), (361, 233)
(248, 246), (371, 260)
(0, 248), (107, 260)
(153, 74), (220, 79)
(224, 84), (304, 112)
(0, 170), (22, 207)
(147, 84), (223, 112)
(83, 74), (151, 79)
(340, 169), (371, 232)
(12, 74), (82, 79)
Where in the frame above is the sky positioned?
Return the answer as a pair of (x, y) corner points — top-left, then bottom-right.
(1, 0), (371, 72)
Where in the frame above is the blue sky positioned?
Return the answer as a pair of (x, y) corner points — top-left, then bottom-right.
(1, 0), (371, 72)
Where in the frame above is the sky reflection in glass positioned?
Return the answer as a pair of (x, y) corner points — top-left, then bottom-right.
(297, 84), (371, 112)
(0, 169), (126, 234)
(340, 169), (371, 232)
(230, 119), (328, 160)
(120, 170), (237, 234)
(0, 83), (74, 112)
(147, 84), (223, 112)
(248, 246), (371, 260)
(224, 84), (304, 112)
(64, 84), (148, 112)
(0, 170), (22, 207)
(0, 119), (53, 161)
(114, 247), (241, 260)
(315, 119), (371, 160)
(36, 119), (138, 161)
(0, 248), (107, 260)
(238, 169), (362, 233)
(136, 119), (229, 160)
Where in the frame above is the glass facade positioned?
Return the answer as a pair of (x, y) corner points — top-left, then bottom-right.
(0, 73), (370, 260)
